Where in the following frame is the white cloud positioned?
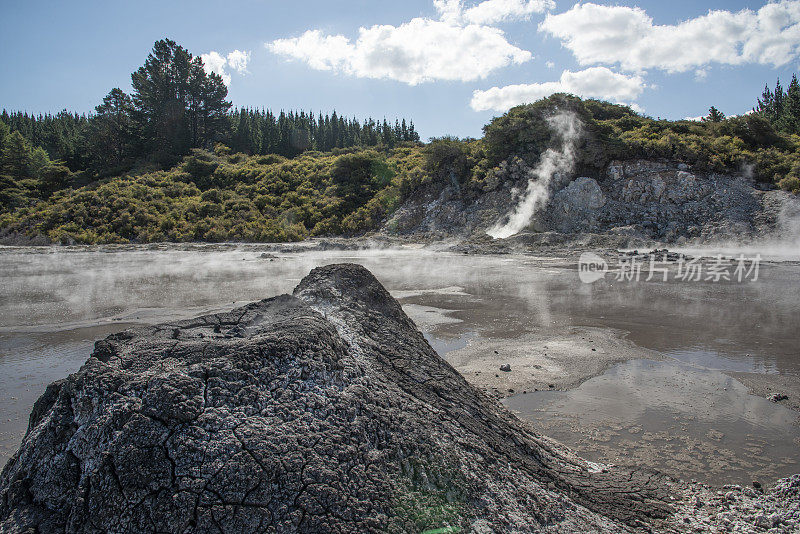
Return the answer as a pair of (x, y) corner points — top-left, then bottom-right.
(463, 0), (555, 25)
(433, 0), (463, 23)
(539, 1), (800, 73)
(226, 50), (250, 74)
(268, 19), (531, 85)
(201, 51), (231, 85)
(269, 31), (352, 72)
(470, 67), (646, 112)
(545, 60), (555, 69)
(628, 102), (645, 114)
(435, 0), (554, 24)
(694, 68), (709, 82)
(201, 49), (251, 86)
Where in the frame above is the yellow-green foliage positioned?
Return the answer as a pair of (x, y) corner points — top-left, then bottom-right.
(479, 94), (800, 192)
(779, 176), (800, 194)
(5, 95), (800, 245)
(612, 115), (800, 185)
(0, 145), (427, 244)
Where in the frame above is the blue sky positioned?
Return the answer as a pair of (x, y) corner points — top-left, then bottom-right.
(1, 1), (799, 139)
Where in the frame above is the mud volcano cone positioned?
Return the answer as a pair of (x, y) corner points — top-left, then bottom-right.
(0, 264), (675, 532)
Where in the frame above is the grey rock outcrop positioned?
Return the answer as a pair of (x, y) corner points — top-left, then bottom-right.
(595, 160), (767, 241)
(382, 158), (797, 244)
(1, 264), (679, 533)
(542, 177), (607, 234)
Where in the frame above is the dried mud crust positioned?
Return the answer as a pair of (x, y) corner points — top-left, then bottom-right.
(0, 263), (758, 533)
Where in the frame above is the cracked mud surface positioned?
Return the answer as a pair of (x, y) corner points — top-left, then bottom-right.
(0, 264), (685, 533)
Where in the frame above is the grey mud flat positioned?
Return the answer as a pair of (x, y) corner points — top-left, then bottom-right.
(1, 263), (798, 533)
(728, 371), (800, 413)
(436, 326), (662, 398)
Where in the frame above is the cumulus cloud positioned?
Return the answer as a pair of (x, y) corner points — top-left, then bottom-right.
(268, 19), (531, 85)
(539, 1), (800, 73)
(201, 52), (230, 85)
(463, 0), (555, 24)
(628, 102), (645, 114)
(694, 68), (709, 81)
(435, 0), (554, 24)
(226, 50), (251, 74)
(433, 0), (463, 23)
(200, 49), (251, 85)
(470, 67), (645, 112)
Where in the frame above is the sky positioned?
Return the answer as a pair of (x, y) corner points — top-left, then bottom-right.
(2, 0), (800, 140)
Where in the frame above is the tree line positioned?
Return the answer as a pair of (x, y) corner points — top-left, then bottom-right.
(5, 92), (800, 245)
(0, 110), (89, 171)
(755, 74), (800, 134)
(0, 120), (73, 209)
(0, 38), (419, 183)
(227, 108), (419, 157)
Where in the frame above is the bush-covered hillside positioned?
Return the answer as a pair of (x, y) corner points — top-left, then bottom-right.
(0, 38), (419, 217)
(452, 93), (800, 195)
(3, 63), (800, 244)
(0, 144), (427, 243)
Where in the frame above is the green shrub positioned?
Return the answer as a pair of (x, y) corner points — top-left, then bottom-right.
(779, 176), (800, 194)
(424, 137), (470, 184)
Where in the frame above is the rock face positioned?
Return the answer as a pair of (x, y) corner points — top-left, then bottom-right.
(0, 264), (679, 533)
(383, 158), (796, 243)
(543, 177), (607, 234)
(583, 160), (769, 241)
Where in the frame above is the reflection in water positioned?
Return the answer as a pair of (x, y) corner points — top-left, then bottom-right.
(504, 360), (800, 485)
(665, 346), (779, 375)
(0, 245), (798, 483)
(423, 332), (476, 356)
(0, 325), (136, 463)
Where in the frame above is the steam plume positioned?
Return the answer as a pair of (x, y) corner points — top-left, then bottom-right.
(487, 112), (582, 239)
(777, 198), (800, 247)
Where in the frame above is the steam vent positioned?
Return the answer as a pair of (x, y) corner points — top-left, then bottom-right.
(1, 264), (693, 532)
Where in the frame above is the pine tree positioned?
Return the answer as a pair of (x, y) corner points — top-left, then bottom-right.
(131, 39), (192, 159)
(774, 79), (785, 123)
(131, 39), (231, 162)
(0, 119), (8, 150)
(757, 84), (774, 120)
(381, 118), (392, 146)
(232, 108), (252, 153)
(88, 88), (136, 173)
(702, 106), (725, 123)
(408, 120), (420, 142)
(277, 111), (291, 156)
(779, 74), (800, 134)
(2, 131), (33, 179)
(191, 61), (231, 148)
(341, 115), (349, 147)
(248, 110), (263, 154)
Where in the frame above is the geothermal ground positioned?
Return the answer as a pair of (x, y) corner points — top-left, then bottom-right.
(0, 241), (798, 493)
(1, 257), (798, 532)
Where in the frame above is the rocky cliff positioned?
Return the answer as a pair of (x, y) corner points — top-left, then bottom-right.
(384, 159), (796, 244)
(0, 264), (683, 532)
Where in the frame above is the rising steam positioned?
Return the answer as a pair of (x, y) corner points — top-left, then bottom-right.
(777, 198), (800, 247)
(487, 112), (583, 239)
(672, 196), (800, 262)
